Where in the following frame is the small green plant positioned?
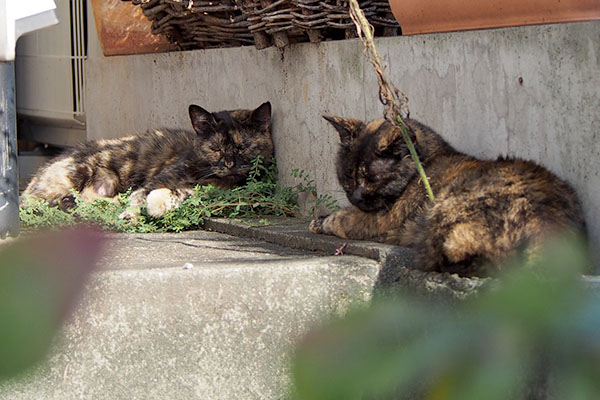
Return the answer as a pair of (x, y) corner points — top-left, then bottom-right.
(20, 157), (337, 233)
(20, 196), (77, 229)
(20, 189), (158, 233)
(291, 168), (340, 216)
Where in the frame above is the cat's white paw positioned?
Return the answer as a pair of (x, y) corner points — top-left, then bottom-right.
(118, 207), (140, 220)
(146, 188), (175, 217)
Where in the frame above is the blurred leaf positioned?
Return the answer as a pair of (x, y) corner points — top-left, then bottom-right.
(292, 234), (599, 400)
(0, 229), (104, 377)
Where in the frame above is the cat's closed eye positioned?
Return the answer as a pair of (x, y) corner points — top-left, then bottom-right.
(369, 158), (396, 177)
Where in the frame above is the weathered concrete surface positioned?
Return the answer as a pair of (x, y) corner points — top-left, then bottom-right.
(85, 19), (600, 266)
(204, 217), (410, 264)
(0, 220), (594, 399)
(0, 223), (493, 400)
(0, 230), (380, 400)
(203, 218), (600, 297)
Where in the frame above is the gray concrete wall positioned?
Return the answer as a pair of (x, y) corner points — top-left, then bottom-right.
(85, 21), (600, 264)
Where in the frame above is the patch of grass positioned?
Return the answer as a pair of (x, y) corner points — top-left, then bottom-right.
(20, 156), (338, 233)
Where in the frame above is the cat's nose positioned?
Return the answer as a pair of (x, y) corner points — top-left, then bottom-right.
(225, 160), (235, 169)
(350, 189), (363, 204)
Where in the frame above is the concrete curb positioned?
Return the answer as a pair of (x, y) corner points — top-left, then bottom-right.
(205, 217), (490, 300)
(0, 231), (381, 400)
(205, 217), (599, 298)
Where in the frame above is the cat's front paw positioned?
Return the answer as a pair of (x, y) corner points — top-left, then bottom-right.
(309, 216), (328, 234)
(119, 207), (141, 220)
(146, 188), (175, 217)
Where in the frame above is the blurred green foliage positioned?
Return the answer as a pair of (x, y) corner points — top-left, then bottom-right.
(0, 229), (103, 378)
(292, 235), (600, 400)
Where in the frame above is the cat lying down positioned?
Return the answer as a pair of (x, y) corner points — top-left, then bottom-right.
(310, 115), (586, 277)
(21, 102), (273, 219)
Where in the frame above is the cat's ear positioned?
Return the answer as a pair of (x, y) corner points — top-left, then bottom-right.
(323, 116), (363, 143)
(376, 127), (401, 153)
(251, 101), (272, 127)
(376, 123), (414, 154)
(189, 104), (217, 136)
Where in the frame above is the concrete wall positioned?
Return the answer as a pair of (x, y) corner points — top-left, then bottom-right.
(85, 21), (600, 264)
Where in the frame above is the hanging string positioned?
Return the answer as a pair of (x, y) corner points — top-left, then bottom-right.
(348, 0), (434, 201)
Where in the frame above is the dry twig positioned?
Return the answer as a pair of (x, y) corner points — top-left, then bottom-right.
(348, 0), (435, 201)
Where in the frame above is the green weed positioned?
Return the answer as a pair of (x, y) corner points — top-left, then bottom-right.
(290, 168), (340, 216)
(20, 156), (337, 233)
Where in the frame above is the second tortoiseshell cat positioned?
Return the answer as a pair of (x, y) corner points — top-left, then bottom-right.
(22, 101), (273, 219)
(310, 116), (586, 276)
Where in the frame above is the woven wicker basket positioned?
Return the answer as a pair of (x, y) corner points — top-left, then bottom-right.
(126, 0), (399, 50)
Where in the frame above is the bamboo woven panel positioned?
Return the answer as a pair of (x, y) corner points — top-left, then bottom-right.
(125, 0), (400, 50)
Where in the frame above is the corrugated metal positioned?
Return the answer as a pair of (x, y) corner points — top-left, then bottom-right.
(72, 0), (86, 118)
(15, 0), (85, 125)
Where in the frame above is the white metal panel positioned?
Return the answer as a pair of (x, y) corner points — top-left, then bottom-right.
(15, 0), (85, 126)
(0, 0), (58, 61)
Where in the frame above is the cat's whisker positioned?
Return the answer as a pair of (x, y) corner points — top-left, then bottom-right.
(197, 173), (218, 181)
(198, 171), (217, 179)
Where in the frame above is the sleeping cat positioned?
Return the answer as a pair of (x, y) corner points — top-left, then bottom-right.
(21, 101), (273, 219)
(310, 116), (586, 276)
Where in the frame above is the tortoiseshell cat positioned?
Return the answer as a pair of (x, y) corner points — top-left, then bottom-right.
(22, 102), (273, 219)
(310, 116), (586, 276)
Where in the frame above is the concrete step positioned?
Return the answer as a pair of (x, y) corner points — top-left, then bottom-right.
(0, 218), (496, 399)
(0, 230), (380, 400)
(204, 218), (488, 298)
(2, 218), (594, 399)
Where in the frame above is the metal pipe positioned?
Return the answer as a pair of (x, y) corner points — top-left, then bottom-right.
(0, 60), (19, 238)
